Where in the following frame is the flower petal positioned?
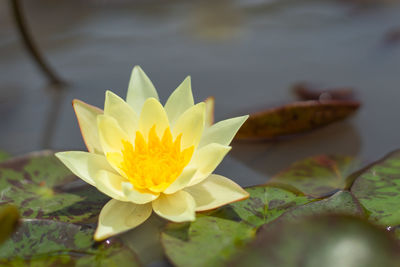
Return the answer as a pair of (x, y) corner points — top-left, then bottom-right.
(122, 182), (159, 204)
(152, 191), (195, 222)
(126, 66), (159, 114)
(139, 98), (169, 138)
(164, 76), (194, 127)
(199, 115), (248, 148)
(172, 102), (205, 149)
(55, 151), (114, 187)
(72, 99), (103, 154)
(163, 168), (197, 195)
(185, 174), (249, 212)
(97, 115), (129, 153)
(204, 96), (215, 128)
(187, 143), (231, 186)
(95, 170), (128, 201)
(104, 90), (139, 137)
(94, 199), (152, 241)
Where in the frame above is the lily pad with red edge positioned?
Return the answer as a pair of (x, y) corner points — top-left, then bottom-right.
(235, 100), (360, 140)
(230, 215), (400, 267)
(267, 155), (358, 198)
(292, 82), (355, 101)
(0, 150), (109, 223)
(351, 149), (400, 226)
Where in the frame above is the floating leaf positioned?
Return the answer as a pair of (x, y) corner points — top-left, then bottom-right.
(275, 190), (365, 224)
(268, 155), (357, 198)
(0, 151), (109, 223)
(293, 82), (355, 101)
(161, 185), (311, 267)
(351, 149), (400, 226)
(0, 150), (10, 163)
(0, 204), (19, 245)
(235, 100), (360, 140)
(0, 219), (140, 266)
(230, 215), (400, 267)
(227, 185), (311, 227)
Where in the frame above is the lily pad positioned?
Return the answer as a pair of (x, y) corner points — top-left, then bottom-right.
(0, 219), (140, 266)
(235, 100), (360, 140)
(230, 215), (400, 267)
(351, 149), (400, 226)
(275, 190), (365, 224)
(0, 204), (19, 245)
(161, 185), (311, 267)
(0, 151), (109, 223)
(0, 150), (10, 163)
(268, 155), (357, 198)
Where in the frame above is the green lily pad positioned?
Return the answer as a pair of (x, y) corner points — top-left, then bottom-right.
(0, 151), (109, 223)
(0, 219), (140, 266)
(0, 150), (10, 163)
(230, 215), (400, 267)
(275, 190), (365, 223)
(268, 155), (357, 198)
(227, 185), (311, 227)
(351, 150), (400, 226)
(161, 185), (311, 267)
(0, 204), (19, 245)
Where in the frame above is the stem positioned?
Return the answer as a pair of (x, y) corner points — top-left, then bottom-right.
(10, 0), (65, 86)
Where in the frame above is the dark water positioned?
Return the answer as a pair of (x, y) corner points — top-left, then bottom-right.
(1, 0), (400, 189)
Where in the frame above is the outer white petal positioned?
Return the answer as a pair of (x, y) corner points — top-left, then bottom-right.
(152, 191), (196, 222)
(55, 151), (114, 187)
(198, 115), (249, 148)
(122, 182), (159, 204)
(72, 99), (103, 154)
(94, 199), (152, 241)
(187, 143), (231, 186)
(97, 115), (130, 153)
(185, 174), (249, 211)
(139, 98), (170, 139)
(95, 170), (128, 201)
(126, 66), (159, 114)
(164, 76), (194, 127)
(172, 102), (205, 149)
(163, 168), (197, 195)
(104, 90), (139, 137)
(204, 96), (215, 128)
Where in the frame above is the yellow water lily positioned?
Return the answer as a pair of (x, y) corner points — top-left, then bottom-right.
(56, 66), (249, 241)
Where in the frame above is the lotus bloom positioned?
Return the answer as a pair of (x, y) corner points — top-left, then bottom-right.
(56, 66), (249, 241)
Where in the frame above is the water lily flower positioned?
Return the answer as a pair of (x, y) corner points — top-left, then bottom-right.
(56, 66), (249, 241)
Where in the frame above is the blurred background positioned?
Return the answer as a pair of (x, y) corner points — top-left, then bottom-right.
(0, 0), (400, 186)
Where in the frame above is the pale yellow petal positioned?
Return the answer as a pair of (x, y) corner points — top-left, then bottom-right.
(72, 99), (103, 154)
(104, 90), (139, 137)
(187, 143), (231, 186)
(97, 115), (129, 153)
(55, 151), (114, 187)
(199, 115), (248, 148)
(122, 182), (159, 204)
(152, 191), (195, 222)
(185, 174), (249, 211)
(139, 98), (169, 138)
(163, 168), (197, 195)
(204, 96), (215, 128)
(172, 102), (205, 149)
(95, 170), (128, 201)
(126, 66), (159, 114)
(164, 76), (194, 127)
(94, 199), (152, 241)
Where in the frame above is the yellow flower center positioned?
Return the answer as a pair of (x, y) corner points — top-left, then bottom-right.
(119, 126), (194, 193)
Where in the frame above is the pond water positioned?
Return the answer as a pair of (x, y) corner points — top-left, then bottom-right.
(1, 0), (400, 190)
